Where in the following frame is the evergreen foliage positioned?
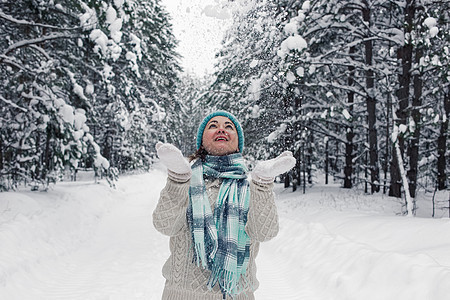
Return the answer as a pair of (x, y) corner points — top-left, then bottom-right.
(200, 0), (449, 210)
(0, 0), (181, 190)
(1, 0), (448, 210)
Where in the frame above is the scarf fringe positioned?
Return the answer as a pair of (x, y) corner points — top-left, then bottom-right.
(207, 266), (241, 296)
(193, 238), (218, 268)
(194, 242), (207, 268)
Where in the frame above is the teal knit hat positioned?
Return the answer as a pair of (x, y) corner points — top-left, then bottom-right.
(196, 110), (244, 153)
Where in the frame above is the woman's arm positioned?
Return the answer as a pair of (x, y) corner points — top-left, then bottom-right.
(152, 177), (190, 237)
(245, 180), (279, 242)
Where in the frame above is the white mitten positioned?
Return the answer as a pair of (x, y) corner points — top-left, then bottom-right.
(155, 142), (191, 181)
(252, 151), (296, 183)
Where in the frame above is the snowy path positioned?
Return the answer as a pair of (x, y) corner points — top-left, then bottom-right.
(1, 170), (450, 300)
(256, 238), (323, 300)
(33, 188), (167, 300)
(1, 172), (168, 299)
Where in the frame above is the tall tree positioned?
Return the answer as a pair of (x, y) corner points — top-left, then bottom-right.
(390, 0), (415, 197)
(0, 0), (181, 189)
(0, 0), (109, 189)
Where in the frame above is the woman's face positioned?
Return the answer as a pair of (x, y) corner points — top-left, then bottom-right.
(202, 116), (239, 156)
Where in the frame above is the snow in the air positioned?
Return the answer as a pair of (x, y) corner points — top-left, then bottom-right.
(1, 166), (449, 300)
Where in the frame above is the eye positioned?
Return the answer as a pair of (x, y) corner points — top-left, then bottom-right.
(208, 124), (217, 129)
(226, 125), (234, 130)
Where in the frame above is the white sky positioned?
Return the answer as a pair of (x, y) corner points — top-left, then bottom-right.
(160, 0), (233, 76)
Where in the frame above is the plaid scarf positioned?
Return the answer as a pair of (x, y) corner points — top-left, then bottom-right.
(187, 153), (251, 297)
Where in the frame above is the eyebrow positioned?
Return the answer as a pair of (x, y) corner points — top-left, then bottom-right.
(207, 120), (235, 127)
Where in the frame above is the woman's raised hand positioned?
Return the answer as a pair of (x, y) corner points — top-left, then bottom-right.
(252, 151), (296, 183)
(155, 142), (191, 180)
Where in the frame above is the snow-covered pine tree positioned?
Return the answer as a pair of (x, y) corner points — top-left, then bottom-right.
(413, 2), (449, 193)
(276, 0), (363, 189)
(200, 0), (448, 200)
(276, 0), (419, 195)
(389, 0), (449, 200)
(0, 0), (181, 189)
(128, 0), (182, 167)
(78, 0), (181, 172)
(0, 0), (110, 190)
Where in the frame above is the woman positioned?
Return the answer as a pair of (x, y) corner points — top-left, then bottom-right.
(153, 111), (295, 299)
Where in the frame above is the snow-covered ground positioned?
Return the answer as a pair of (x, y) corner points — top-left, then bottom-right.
(1, 166), (449, 300)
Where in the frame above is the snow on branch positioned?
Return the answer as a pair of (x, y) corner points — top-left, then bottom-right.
(29, 45), (51, 61)
(422, 82), (450, 98)
(305, 81), (367, 99)
(0, 54), (32, 72)
(305, 121), (347, 144)
(0, 95), (27, 112)
(0, 10), (79, 31)
(3, 33), (78, 56)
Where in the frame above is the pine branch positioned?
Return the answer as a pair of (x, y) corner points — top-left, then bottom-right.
(2, 33), (79, 56)
(0, 10), (80, 30)
(0, 95), (27, 112)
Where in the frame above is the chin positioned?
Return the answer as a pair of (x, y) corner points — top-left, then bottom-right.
(212, 150), (238, 156)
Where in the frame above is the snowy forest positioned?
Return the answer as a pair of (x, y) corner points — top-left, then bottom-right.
(1, 0), (449, 212)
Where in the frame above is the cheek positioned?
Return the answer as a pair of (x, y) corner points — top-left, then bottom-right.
(202, 130), (214, 144)
(233, 139), (239, 148)
(229, 131), (237, 139)
(229, 133), (239, 147)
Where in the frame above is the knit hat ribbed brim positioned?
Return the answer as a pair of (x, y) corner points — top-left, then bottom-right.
(196, 111), (244, 153)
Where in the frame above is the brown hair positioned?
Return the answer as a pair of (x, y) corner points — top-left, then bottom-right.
(188, 146), (208, 162)
(188, 145), (240, 162)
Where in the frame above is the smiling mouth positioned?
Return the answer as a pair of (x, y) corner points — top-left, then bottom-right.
(215, 136), (228, 141)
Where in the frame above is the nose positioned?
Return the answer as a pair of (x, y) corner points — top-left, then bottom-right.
(216, 126), (228, 135)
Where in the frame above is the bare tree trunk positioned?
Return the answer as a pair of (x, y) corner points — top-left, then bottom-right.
(362, 2), (380, 193)
(390, 0), (414, 198)
(282, 89), (296, 189)
(344, 46), (356, 189)
(293, 92), (302, 191)
(34, 132), (41, 180)
(307, 132), (313, 184)
(389, 145), (402, 197)
(325, 138), (329, 185)
(394, 124), (414, 216)
(384, 93), (391, 194)
(0, 136), (3, 173)
(295, 147), (302, 192)
(365, 143), (368, 194)
(437, 87), (449, 190)
(284, 175), (290, 188)
(407, 47), (423, 198)
(43, 125), (52, 181)
(333, 126), (340, 175)
(302, 142), (306, 193)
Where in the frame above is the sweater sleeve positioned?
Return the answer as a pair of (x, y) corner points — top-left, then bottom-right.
(245, 180), (279, 242)
(152, 177), (190, 237)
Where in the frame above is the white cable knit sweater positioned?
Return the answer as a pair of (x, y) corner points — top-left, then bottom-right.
(152, 176), (279, 300)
